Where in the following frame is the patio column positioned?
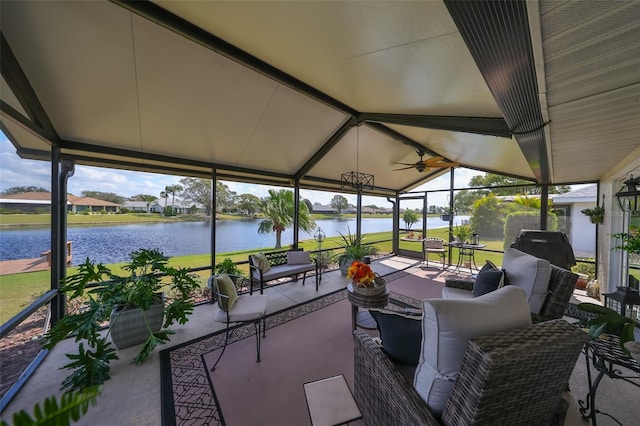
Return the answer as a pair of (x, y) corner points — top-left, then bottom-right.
(211, 169), (217, 272)
(389, 195), (399, 254)
(356, 190), (362, 239)
(50, 149), (74, 325)
(293, 180), (300, 249)
(540, 185), (549, 230)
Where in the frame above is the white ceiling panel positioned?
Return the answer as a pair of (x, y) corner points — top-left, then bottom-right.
(1, 0), (639, 194)
(1, 1), (141, 148)
(155, 0), (502, 116)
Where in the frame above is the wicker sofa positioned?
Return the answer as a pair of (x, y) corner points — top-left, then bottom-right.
(353, 319), (587, 426)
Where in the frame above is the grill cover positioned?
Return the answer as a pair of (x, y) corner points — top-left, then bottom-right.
(510, 230), (576, 270)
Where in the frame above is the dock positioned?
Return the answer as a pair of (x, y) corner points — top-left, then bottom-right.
(0, 242), (73, 275)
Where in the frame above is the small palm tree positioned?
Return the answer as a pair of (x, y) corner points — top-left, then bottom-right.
(258, 189), (315, 249)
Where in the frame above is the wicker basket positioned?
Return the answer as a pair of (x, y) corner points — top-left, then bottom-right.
(352, 275), (386, 296)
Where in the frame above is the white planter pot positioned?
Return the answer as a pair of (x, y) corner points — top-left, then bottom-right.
(110, 296), (164, 350)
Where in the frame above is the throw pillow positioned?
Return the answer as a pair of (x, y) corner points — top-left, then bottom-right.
(215, 273), (238, 312)
(472, 261), (505, 297)
(413, 286), (531, 416)
(369, 309), (422, 366)
(287, 250), (311, 265)
(502, 248), (552, 314)
(252, 253), (271, 273)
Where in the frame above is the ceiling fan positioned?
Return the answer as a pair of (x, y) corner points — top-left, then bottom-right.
(393, 152), (459, 173)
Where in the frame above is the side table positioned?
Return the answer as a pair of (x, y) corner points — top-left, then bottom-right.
(304, 374), (362, 426)
(347, 284), (389, 331)
(578, 335), (640, 425)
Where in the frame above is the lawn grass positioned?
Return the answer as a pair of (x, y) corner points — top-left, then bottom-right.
(0, 213), (207, 227)
(1, 226), (512, 324)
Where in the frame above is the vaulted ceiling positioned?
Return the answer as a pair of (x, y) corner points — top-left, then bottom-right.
(1, 1), (638, 197)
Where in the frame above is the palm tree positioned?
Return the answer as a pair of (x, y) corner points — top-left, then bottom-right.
(139, 195), (157, 213)
(160, 191), (168, 207)
(258, 189), (315, 249)
(165, 185), (182, 208)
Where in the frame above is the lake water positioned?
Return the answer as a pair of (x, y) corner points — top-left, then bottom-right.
(0, 216), (464, 265)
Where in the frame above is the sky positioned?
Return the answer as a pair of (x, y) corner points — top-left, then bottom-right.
(1, 133), (482, 209)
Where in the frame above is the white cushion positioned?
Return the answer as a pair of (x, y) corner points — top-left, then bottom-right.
(413, 286), (531, 416)
(502, 248), (552, 314)
(441, 286), (474, 300)
(287, 250), (311, 265)
(214, 295), (268, 323)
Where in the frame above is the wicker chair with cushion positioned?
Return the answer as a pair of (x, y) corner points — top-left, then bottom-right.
(353, 319), (587, 426)
(443, 248), (578, 323)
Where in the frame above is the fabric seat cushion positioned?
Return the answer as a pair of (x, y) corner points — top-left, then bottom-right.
(502, 248), (552, 314)
(214, 273), (238, 312)
(213, 295), (268, 323)
(369, 309), (422, 366)
(413, 286), (532, 416)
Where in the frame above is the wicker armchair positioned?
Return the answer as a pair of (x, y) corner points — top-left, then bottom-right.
(353, 319), (587, 426)
(445, 264), (578, 323)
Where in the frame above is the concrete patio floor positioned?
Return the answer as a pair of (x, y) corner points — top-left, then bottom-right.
(1, 256), (637, 425)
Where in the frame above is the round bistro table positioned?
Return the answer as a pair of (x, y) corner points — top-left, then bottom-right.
(347, 284), (389, 331)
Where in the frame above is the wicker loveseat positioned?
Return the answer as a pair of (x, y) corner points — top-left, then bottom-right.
(353, 319), (587, 426)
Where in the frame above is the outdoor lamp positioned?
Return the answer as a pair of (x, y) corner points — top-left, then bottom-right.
(615, 174), (640, 212)
(314, 227), (326, 244)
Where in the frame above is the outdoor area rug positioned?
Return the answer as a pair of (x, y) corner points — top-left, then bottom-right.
(160, 283), (422, 425)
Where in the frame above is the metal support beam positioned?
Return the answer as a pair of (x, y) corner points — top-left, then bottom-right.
(293, 181), (300, 249)
(445, 0), (550, 183)
(295, 117), (359, 179)
(211, 169), (217, 272)
(0, 33), (58, 140)
(389, 196), (399, 254)
(540, 185), (549, 230)
(362, 113), (511, 138)
(356, 191), (363, 240)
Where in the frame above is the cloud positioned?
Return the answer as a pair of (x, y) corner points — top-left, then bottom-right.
(1, 132), (483, 207)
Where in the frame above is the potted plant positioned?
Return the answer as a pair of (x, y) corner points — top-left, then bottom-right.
(333, 227), (374, 275)
(440, 207), (454, 222)
(210, 257), (247, 299)
(581, 205), (605, 224)
(43, 248), (200, 392)
(577, 302), (638, 353)
(453, 223), (472, 243)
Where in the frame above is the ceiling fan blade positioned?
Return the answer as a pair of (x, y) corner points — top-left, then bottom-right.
(392, 162), (417, 166)
(392, 166), (415, 171)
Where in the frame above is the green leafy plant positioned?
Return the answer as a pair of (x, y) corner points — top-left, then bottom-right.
(1, 386), (101, 426)
(612, 228), (640, 255)
(213, 258), (244, 276)
(332, 227), (374, 274)
(43, 249), (200, 392)
(578, 302), (638, 352)
(453, 224), (472, 243)
(581, 205), (605, 224)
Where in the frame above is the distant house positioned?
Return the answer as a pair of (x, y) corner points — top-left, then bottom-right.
(312, 204), (337, 214)
(550, 185), (597, 257)
(67, 195), (119, 213)
(0, 192), (119, 213)
(121, 201), (153, 213)
(149, 200), (201, 214)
